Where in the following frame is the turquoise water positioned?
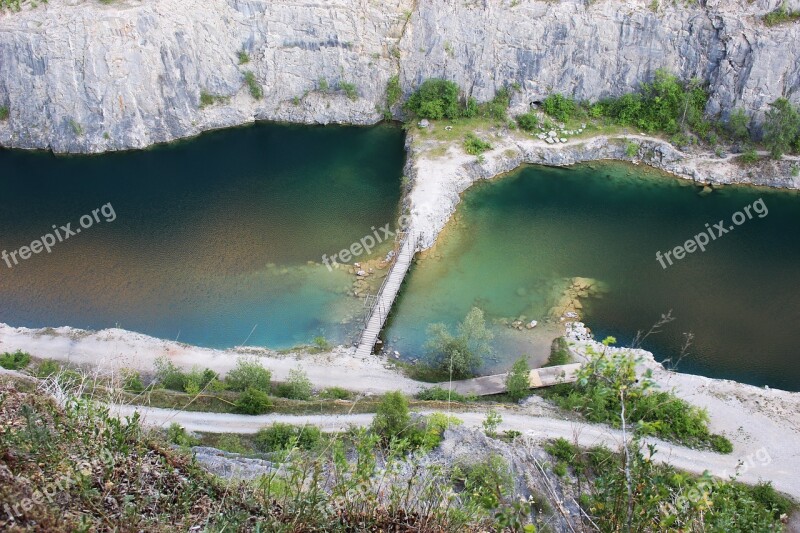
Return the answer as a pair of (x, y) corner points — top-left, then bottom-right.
(385, 162), (800, 392)
(0, 123), (404, 348)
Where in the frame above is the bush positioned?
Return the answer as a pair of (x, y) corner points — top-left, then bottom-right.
(243, 71), (262, 99)
(545, 337), (571, 367)
(483, 87), (510, 121)
(463, 133), (492, 155)
(235, 387), (272, 415)
(386, 75), (402, 107)
(482, 409), (502, 437)
(625, 141), (640, 158)
(516, 111), (539, 132)
(418, 413), (462, 450)
(541, 93), (578, 122)
(727, 108), (750, 141)
(225, 357), (271, 393)
(237, 50), (250, 64)
(122, 370), (145, 392)
(0, 106), (8, 121)
(214, 434), (247, 454)
(33, 359), (60, 378)
(0, 350), (31, 370)
(709, 434), (733, 454)
(311, 336), (331, 352)
(415, 386), (468, 402)
(505, 358), (530, 402)
(153, 357), (186, 391)
(319, 386), (353, 400)
(255, 423), (321, 452)
(739, 147), (760, 164)
(338, 81), (358, 101)
(167, 423), (198, 447)
(451, 454), (513, 509)
(276, 368), (313, 400)
(371, 391), (412, 442)
(405, 79), (461, 120)
(763, 2), (800, 26)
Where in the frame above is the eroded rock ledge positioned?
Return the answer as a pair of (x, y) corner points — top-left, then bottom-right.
(0, 0), (799, 153)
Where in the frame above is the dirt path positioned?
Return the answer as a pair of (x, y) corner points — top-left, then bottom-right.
(112, 403), (799, 500)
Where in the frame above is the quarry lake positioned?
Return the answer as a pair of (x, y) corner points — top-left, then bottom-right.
(1, 124), (798, 391)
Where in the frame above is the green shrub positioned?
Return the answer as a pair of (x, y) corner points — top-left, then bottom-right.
(482, 87), (510, 121)
(254, 423), (321, 452)
(386, 75), (401, 107)
(541, 93), (578, 122)
(516, 111), (539, 132)
(214, 434), (247, 454)
(0, 106), (8, 120)
(451, 454), (513, 509)
(338, 81), (358, 101)
(482, 409), (502, 437)
(371, 391), (411, 442)
(415, 386), (468, 402)
(405, 78), (461, 120)
(225, 357), (271, 393)
(166, 423), (198, 447)
(276, 368), (313, 400)
(625, 141), (639, 158)
(505, 357), (530, 402)
(545, 337), (571, 367)
(311, 336), (331, 351)
(425, 307), (493, 379)
(418, 412), (462, 450)
(319, 386), (353, 400)
(709, 434), (733, 454)
(243, 71), (263, 99)
(0, 350), (31, 370)
(763, 97), (800, 159)
(318, 77), (329, 92)
(235, 386), (272, 415)
(553, 462), (568, 477)
(182, 367), (219, 395)
(739, 147), (761, 164)
(122, 370), (145, 393)
(33, 359), (60, 378)
(463, 133), (492, 155)
(764, 2), (800, 26)
(237, 50), (250, 64)
(727, 108), (750, 141)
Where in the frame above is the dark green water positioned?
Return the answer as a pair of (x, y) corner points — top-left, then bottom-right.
(0, 123), (404, 348)
(385, 162), (800, 392)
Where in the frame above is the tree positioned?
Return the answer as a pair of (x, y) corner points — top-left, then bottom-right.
(425, 307), (494, 379)
(727, 108), (750, 141)
(763, 98), (800, 159)
(505, 357), (531, 402)
(405, 79), (461, 120)
(371, 391), (412, 442)
(225, 357), (271, 392)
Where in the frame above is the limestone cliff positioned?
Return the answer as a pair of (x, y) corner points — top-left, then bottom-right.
(0, 0), (798, 153)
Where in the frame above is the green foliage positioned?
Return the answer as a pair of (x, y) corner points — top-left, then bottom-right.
(425, 307), (494, 379)
(122, 370), (145, 393)
(546, 338), (727, 450)
(451, 454), (513, 510)
(371, 391), (411, 442)
(595, 69), (708, 136)
(541, 93), (578, 122)
(166, 423), (198, 447)
(727, 108), (750, 141)
(545, 337), (571, 367)
(276, 368), (313, 400)
(235, 386), (272, 414)
(739, 147), (761, 164)
(505, 357), (530, 402)
(482, 409), (502, 437)
(254, 423), (321, 452)
(311, 335), (331, 351)
(415, 386), (468, 402)
(243, 71), (262, 99)
(0, 350), (31, 370)
(763, 2), (800, 26)
(225, 357), (271, 393)
(318, 386), (353, 400)
(516, 111), (539, 132)
(153, 356), (185, 391)
(625, 141), (639, 158)
(338, 81), (358, 101)
(405, 78), (461, 120)
(69, 119), (83, 136)
(763, 97), (800, 159)
(318, 77), (330, 92)
(0, 106), (8, 120)
(418, 412), (463, 450)
(237, 50), (250, 64)
(463, 133), (492, 155)
(709, 434), (733, 454)
(33, 359), (60, 378)
(483, 87), (510, 121)
(545, 437), (578, 465)
(199, 91), (227, 108)
(214, 433), (247, 454)
(386, 75), (402, 107)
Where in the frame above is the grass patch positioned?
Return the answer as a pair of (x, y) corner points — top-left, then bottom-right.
(199, 91), (228, 108)
(763, 2), (800, 26)
(463, 132), (492, 155)
(237, 50), (250, 64)
(337, 81), (358, 101)
(0, 106), (8, 120)
(243, 71), (262, 99)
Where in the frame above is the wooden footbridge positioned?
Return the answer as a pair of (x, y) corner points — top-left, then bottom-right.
(355, 232), (419, 358)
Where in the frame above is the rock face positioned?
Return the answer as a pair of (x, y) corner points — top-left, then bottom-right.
(0, 0), (798, 153)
